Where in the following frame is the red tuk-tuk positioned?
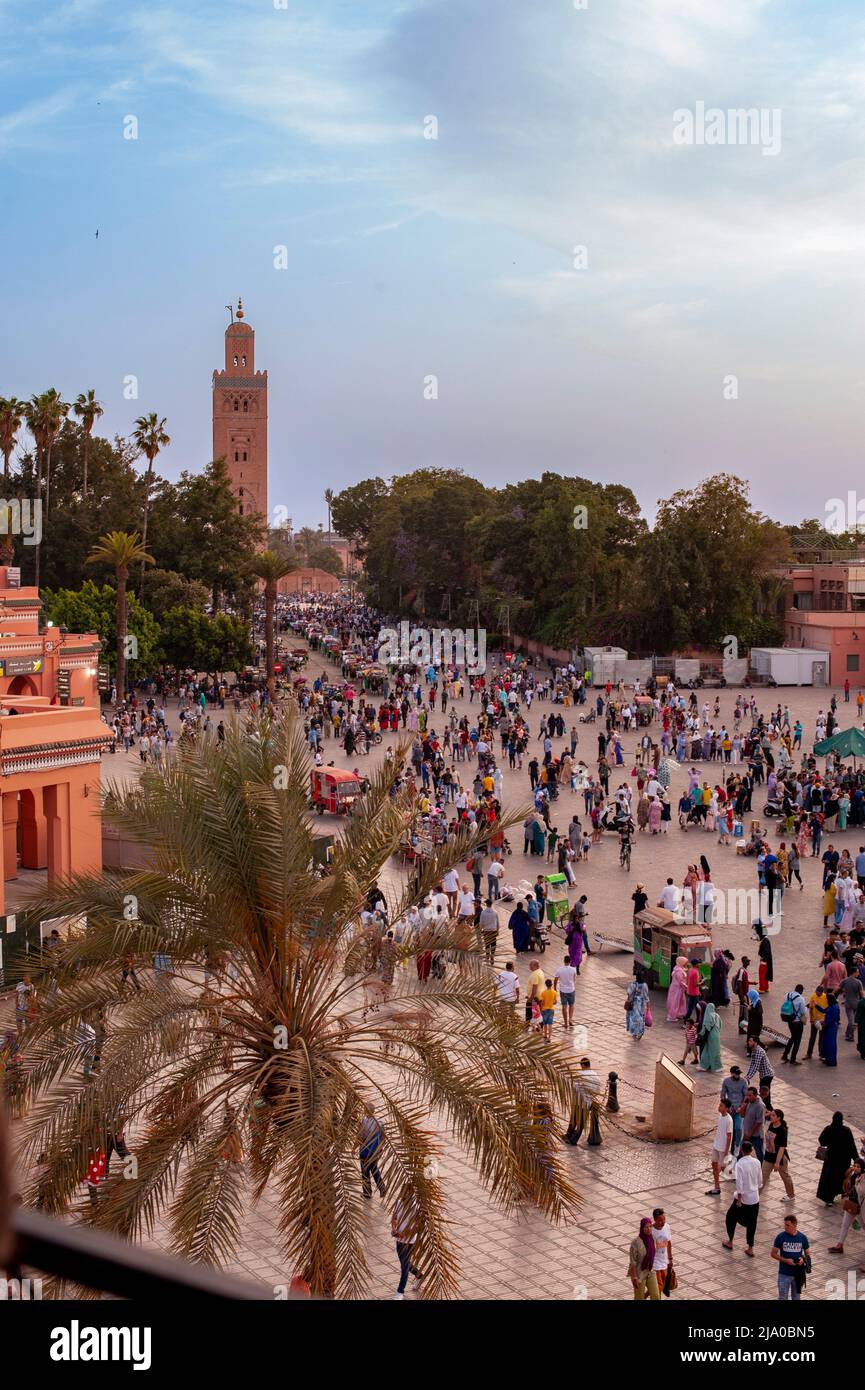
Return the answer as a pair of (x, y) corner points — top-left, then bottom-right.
(309, 767), (362, 815)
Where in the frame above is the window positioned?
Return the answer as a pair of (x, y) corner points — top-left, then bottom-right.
(242, 451), (247, 461)
(241, 355), (246, 367)
(847, 654), (860, 673)
(234, 451), (239, 462)
(238, 503), (243, 514)
(242, 399), (248, 413)
(233, 399), (239, 412)
(233, 355), (238, 366)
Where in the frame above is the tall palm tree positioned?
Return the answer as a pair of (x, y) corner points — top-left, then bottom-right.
(249, 549), (295, 699)
(38, 388), (69, 516)
(324, 487), (334, 535)
(16, 720), (588, 1297)
(25, 393), (48, 586)
(0, 397), (25, 565)
(73, 390), (104, 499)
(86, 531), (153, 697)
(130, 413), (170, 590)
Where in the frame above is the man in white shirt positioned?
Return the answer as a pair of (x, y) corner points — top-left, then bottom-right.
(658, 878), (682, 913)
(706, 1099), (734, 1196)
(429, 884), (449, 922)
(487, 857), (505, 901)
(442, 867), (459, 916)
(723, 1141), (763, 1256)
(496, 962), (519, 1008)
(457, 886), (475, 921)
(553, 956), (578, 1030)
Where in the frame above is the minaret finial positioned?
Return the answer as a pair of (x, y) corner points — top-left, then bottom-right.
(236, 297), (244, 320)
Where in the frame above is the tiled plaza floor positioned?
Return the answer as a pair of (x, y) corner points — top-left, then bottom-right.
(11, 659), (865, 1300)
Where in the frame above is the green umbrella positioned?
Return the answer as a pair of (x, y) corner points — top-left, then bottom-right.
(813, 726), (865, 761)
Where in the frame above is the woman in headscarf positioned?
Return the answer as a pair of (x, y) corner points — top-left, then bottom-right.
(828, 1158), (865, 1254)
(508, 900), (531, 955)
(817, 1111), (860, 1205)
(699, 1001), (723, 1071)
(756, 925), (774, 994)
(647, 796), (662, 835)
(710, 949), (730, 1007)
(821, 990), (841, 1066)
(625, 970), (650, 1040)
(565, 907), (585, 973)
(667, 955), (688, 1023)
(683, 865), (699, 921)
(627, 1217), (660, 1300)
(746, 987), (764, 1044)
(636, 793), (649, 833)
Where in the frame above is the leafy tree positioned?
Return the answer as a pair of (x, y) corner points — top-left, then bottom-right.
(0, 397), (26, 564)
(140, 569), (211, 617)
(331, 477), (388, 557)
(149, 461), (263, 611)
(42, 580), (161, 681)
(639, 475), (791, 652)
(159, 606), (253, 673)
(17, 720), (589, 1297)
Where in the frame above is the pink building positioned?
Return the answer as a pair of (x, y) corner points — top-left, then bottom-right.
(0, 566), (110, 919)
(780, 557), (865, 685)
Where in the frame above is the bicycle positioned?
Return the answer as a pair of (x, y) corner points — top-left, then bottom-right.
(619, 839), (632, 871)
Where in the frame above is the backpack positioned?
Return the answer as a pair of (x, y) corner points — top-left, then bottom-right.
(780, 993), (797, 1021)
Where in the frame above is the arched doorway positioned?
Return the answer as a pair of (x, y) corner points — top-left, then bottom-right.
(6, 675), (38, 697)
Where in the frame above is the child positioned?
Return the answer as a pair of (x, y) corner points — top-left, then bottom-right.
(680, 1018), (700, 1066)
(581, 831), (592, 862)
(530, 998), (544, 1034)
(539, 979), (558, 1042)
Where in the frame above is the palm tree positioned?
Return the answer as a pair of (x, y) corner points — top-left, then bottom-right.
(324, 487), (334, 535)
(0, 397), (25, 565)
(86, 531), (153, 697)
(73, 390), (104, 499)
(39, 388), (69, 516)
(249, 549), (295, 699)
(16, 720), (588, 1297)
(130, 413), (170, 590)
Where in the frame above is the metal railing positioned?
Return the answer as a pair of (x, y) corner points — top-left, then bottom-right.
(6, 1208), (275, 1300)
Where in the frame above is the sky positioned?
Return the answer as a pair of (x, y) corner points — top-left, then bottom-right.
(1, 0), (863, 530)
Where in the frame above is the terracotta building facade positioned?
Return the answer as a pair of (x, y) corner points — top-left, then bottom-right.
(212, 298), (269, 521)
(0, 567), (110, 924)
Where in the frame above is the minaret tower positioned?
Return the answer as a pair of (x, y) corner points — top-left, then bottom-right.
(212, 298), (268, 519)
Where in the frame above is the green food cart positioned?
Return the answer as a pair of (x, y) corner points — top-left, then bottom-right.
(632, 907), (712, 989)
(544, 873), (569, 925)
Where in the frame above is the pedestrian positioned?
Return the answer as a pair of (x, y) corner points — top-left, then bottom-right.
(706, 1099), (734, 1196)
(780, 983), (807, 1063)
(816, 1111), (859, 1206)
(772, 1215), (811, 1301)
(722, 1142), (763, 1257)
(841, 967), (865, 1042)
(479, 898), (499, 964)
(762, 1107), (796, 1200)
(741, 1085), (766, 1161)
(649, 1207), (675, 1296)
(628, 1217), (661, 1301)
(699, 1001), (723, 1071)
(495, 961), (520, 1011)
(554, 955), (577, 1030)
(539, 977), (558, 1042)
(625, 970), (650, 1040)
(680, 1016), (700, 1066)
(721, 1066), (746, 1154)
(359, 1106), (387, 1199)
(563, 1057), (600, 1146)
(391, 1199), (423, 1300)
(821, 990), (841, 1066)
(666, 954), (688, 1022)
(828, 1158), (865, 1255)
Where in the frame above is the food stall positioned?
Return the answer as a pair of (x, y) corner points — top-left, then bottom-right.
(632, 907), (712, 989)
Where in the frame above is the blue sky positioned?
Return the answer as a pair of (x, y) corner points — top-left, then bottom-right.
(1, 0), (863, 529)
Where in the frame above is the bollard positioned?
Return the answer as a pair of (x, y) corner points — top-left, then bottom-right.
(606, 1070), (620, 1113)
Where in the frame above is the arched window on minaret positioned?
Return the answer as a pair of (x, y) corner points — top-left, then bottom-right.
(233, 399), (239, 411)
(234, 354), (238, 367)
(243, 399), (248, 413)
(241, 354), (247, 367)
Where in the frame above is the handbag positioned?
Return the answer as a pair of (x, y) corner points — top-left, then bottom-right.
(816, 1145), (829, 1161)
(645, 1006), (654, 1028)
(665, 1266), (678, 1293)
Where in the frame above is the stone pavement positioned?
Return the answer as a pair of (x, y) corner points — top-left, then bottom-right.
(14, 663), (865, 1300)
